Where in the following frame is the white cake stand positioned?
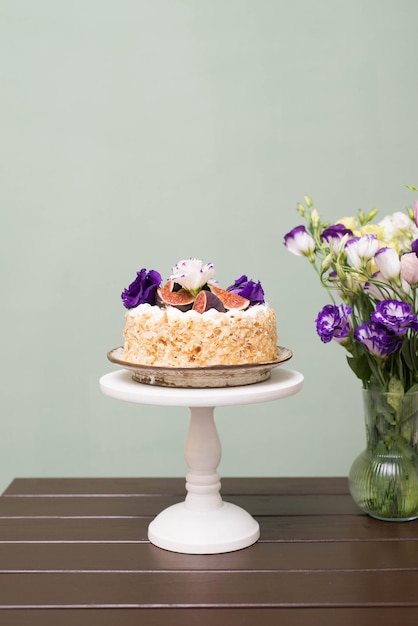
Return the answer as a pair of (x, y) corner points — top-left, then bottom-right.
(99, 367), (303, 554)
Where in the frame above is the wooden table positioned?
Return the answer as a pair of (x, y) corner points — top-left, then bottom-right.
(0, 477), (417, 625)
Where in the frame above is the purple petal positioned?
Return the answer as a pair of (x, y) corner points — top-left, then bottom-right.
(354, 321), (402, 357)
(371, 299), (418, 334)
(121, 268), (162, 309)
(315, 304), (352, 343)
(227, 275), (265, 305)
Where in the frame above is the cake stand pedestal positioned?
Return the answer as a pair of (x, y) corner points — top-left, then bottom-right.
(99, 367), (303, 554)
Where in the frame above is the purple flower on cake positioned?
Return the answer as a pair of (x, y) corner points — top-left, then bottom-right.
(315, 304), (352, 343)
(121, 268), (162, 309)
(283, 226), (315, 259)
(371, 300), (418, 334)
(169, 258), (215, 295)
(227, 275), (265, 305)
(354, 321), (402, 357)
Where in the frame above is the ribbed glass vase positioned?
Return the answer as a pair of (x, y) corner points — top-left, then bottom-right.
(349, 388), (418, 521)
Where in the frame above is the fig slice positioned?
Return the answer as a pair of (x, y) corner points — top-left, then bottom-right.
(193, 290), (226, 313)
(159, 280), (183, 293)
(209, 285), (250, 310)
(156, 286), (194, 311)
(162, 280), (175, 292)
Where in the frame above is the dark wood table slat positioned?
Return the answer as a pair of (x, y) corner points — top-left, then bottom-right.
(0, 540), (417, 572)
(2, 476), (350, 497)
(0, 571), (418, 608)
(1, 514), (416, 542)
(0, 494), (360, 516)
(1, 477), (418, 623)
(2, 607), (418, 626)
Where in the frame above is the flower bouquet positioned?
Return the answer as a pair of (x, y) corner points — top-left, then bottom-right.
(284, 189), (418, 520)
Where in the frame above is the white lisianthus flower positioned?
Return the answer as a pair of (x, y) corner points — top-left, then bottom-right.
(379, 211), (418, 251)
(283, 226), (316, 259)
(374, 246), (401, 280)
(345, 235), (379, 268)
(345, 238), (362, 268)
(357, 234), (379, 259)
(169, 258), (215, 294)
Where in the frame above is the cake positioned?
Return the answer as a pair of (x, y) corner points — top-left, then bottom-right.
(120, 258), (279, 368)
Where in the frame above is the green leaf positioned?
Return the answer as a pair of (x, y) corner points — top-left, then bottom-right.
(405, 383), (418, 395)
(391, 434), (416, 461)
(388, 377), (404, 395)
(401, 340), (415, 370)
(346, 354), (371, 382)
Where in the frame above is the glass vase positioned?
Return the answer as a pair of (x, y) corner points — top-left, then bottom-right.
(349, 388), (418, 521)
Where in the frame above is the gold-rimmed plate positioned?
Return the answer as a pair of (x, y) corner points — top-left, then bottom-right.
(107, 346), (292, 388)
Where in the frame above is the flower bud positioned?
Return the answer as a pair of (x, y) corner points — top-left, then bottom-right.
(303, 195), (313, 208)
(311, 207), (321, 229)
(367, 208), (379, 222)
(335, 262), (348, 283)
(297, 202), (305, 217)
(321, 253), (334, 273)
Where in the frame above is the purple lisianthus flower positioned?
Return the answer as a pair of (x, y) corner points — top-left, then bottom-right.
(411, 239), (418, 256)
(354, 321), (402, 357)
(283, 225), (315, 258)
(371, 299), (418, 334)
(121, 268), (162, 309)
(315, 304), (352, 343)
(227, 275), (265, 305)
(321, 224), (353, 253)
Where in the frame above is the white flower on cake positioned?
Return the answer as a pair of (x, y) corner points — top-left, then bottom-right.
(169, 258), (215, 295)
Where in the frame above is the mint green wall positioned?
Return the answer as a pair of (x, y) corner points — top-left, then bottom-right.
(1, 0), (417, 492)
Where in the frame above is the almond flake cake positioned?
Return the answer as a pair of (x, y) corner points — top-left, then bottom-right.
(120, 258), (279, 368)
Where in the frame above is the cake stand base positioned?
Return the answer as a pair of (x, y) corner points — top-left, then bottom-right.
(148, 501), (260, 554)
(100, 368), (304, 554)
